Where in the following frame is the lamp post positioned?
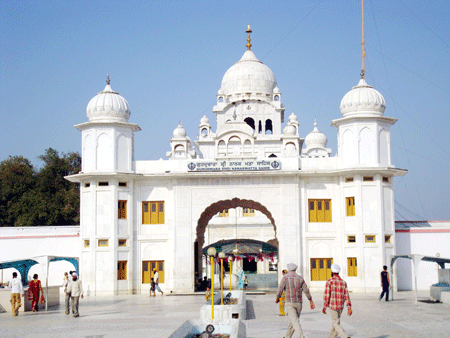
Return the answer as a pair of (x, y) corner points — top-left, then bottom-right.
(207, 247), (217, 320)
(218, 251), (225, 305)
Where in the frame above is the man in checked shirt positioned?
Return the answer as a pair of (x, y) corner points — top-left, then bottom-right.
(322, 263), (352, 338)
(276, 263), (315, 338)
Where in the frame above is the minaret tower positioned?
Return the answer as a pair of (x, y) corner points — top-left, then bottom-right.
(331, 1), (397, 167)
(73, 76), (140, 295)
(331, 0), (401, 292)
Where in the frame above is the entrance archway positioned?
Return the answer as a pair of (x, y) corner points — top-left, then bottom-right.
(194, 197), (278, 287)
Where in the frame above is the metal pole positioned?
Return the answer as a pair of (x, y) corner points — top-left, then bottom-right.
(230, 260), (232, 291)
(220, 258), (223, 305)
(211, 256), (214, 320)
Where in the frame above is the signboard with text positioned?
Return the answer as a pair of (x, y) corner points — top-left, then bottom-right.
(187, 159), (281, 172)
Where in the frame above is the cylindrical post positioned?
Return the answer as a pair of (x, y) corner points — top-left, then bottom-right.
(230, 260), (232, 290)
(210, 256), (214, 319)
(221, 258), (224, 305)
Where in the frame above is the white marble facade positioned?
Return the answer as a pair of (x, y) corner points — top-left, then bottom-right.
(66, 36), (407, 295)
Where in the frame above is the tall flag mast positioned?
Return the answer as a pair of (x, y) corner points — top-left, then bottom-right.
(361, 0), (366, 79)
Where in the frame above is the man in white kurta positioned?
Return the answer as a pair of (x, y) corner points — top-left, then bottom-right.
(66, 272), (84, 317)
(8, 272), (24, 316)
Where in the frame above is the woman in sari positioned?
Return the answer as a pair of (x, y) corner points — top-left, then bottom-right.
(29, 274), (43, 312)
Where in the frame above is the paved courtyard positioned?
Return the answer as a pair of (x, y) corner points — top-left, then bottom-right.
(1, 290), (449, 337)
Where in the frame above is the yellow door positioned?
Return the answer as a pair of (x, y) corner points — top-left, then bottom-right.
(150, 203), (158, 224)
(142, 261), (151, 283)
(324, 201), (332, 222)
(309, 201), (317, 222)
(311, 259), (319, 281)
(158, 202), (164, 224)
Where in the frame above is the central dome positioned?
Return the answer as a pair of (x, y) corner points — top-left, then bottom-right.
(220, 50), (277, 96)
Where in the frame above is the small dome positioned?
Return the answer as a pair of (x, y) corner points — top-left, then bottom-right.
(220, 50), (277, 96)
(283, 124), (296, 135)
(217, 88), (225, 95)
(273, 86), (280, 94)
(305, 120), (327, 148)
(288, 112), (298, 124)
(200, 115), (210, 126)
(340, 78), (386, 116)
(86, 77), (130, 123)
(173, 122), (186, 138)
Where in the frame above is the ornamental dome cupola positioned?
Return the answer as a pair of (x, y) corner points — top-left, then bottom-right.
(340, 78), (386, 117)
(86, 75), (131, 123)
(173, 121), (187, 139)
(200, 115), (210, 126)
(283, 113), (299, 135)
(220, 50), (277, 97)
(305, 119), (327, 148)
(219, 26), (278, 98)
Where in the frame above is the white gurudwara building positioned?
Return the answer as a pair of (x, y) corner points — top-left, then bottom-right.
(65, 28), (407, 295)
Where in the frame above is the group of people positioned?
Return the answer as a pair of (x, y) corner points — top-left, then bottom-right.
(276, 263), (352, 338)
(8, 272), (44, 316)
(62, 271), (84, 317)
(276, 263), (392, 338)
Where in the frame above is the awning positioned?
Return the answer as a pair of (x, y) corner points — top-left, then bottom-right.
(390, 254), (450, 305)
(0, 255), (79, 311)
(202, 239), (277, 256)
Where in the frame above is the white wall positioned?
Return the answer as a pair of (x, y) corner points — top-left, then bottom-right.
(395, 230), (450, 290)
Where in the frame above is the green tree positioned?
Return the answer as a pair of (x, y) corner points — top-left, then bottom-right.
(0, 156), (36, 226)
(36, 148), (81, 225)
(0, 149), (81, 227)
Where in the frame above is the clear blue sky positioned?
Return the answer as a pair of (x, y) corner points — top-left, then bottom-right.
(1, 1), (449, 221)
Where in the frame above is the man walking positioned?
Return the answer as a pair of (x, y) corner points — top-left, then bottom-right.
(322, 263), (352, 338)
(276, 263), (315, 338)
(153, 268), (164, 295)
(379, 265), (390, 301)
(8, 272), (24, 316)
(66, 272), (84, 317)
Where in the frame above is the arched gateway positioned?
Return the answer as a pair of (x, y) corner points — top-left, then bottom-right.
(67, 26), (405, 296)
(194, 198), (279, 288)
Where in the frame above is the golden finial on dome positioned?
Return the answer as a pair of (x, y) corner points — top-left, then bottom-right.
(360, 0), (365, 79)
(246, 25), (252, 50)
(106, 74), (111, 85)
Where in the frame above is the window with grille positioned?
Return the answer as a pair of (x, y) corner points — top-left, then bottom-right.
(142, 261), (164, 284)
(142, 201), (164, 224)
(346, 197), (355, 216)
(385, 235), (391, 243)
(347, 257), (357, 277)
(243, 208), (255, 217)
(363, 176), (374, 182)
(219, 209), (229, 217)
(118, 261), (127, 280)
(308, 199), (332, 222)
(98, 239), (109, 247)
(310, 258), (333, 281)
(365, 235), (376, 243)
(118, 200), (127, 219)
(345, 177), (354, 183)
(118, 239), (127, 247)
(84, 239), (90, 247)
(347, 236), (356, 243)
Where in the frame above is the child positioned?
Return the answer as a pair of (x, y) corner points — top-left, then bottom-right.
(205, 286), (211, 301)
(150, 278), (156, 297)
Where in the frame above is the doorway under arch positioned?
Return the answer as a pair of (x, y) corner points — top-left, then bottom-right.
(194, 197), (279, 288)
